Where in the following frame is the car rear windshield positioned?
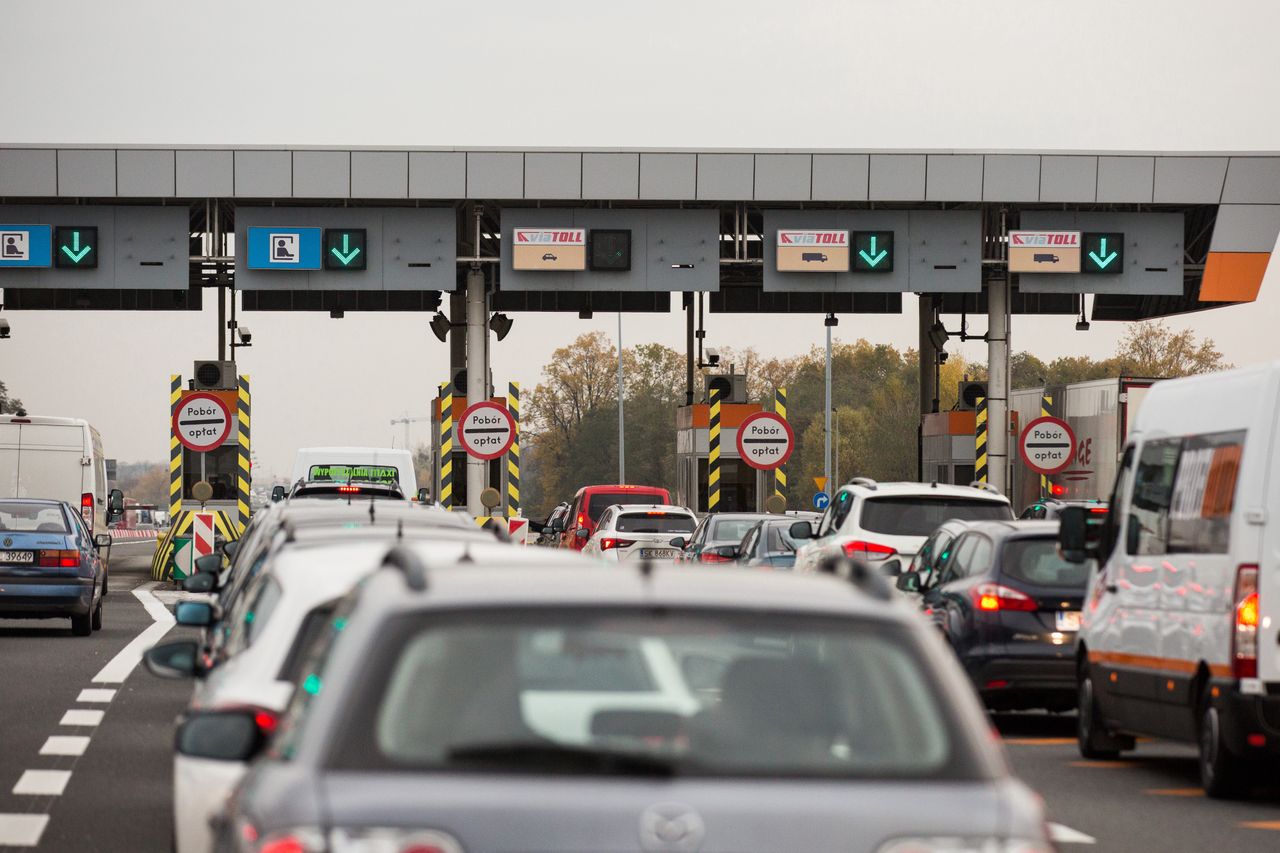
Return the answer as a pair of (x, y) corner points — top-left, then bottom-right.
(586, 492), (664, 522)
(710, 516), (767, 543)
(764, 523), (800, 554)
(333, 609), (985, 781)
(859, 498), (1011, 537)
(615, 513), (695, 534)
(292, 485), (404, 500)
(0, 501), (68, 533)
(1001, 538), (1092, 588)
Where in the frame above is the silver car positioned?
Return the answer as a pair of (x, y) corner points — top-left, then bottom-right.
(581, 503), (697, 562)
(201, 550), (1051, 853)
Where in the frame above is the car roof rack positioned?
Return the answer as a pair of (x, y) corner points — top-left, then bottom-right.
(968, 481), (1001, 495)
(848, 477), (878, 490)
(381, 545), (428, 592)
(815, 555), (892, 601)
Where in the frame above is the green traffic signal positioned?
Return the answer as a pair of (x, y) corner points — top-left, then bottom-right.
(1082, 232), (1123, 274)
(852, 231), (893, 272)
(53, 226), (98, 269)
(323, 228), (367, 271)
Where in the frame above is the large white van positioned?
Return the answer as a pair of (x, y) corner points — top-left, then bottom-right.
(0, 415), (123, 538)
(287, 447), (418, 500)
(1060, 363), (1280, 797)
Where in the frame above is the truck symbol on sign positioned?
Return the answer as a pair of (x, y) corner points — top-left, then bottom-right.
(802, 252), (828, 263)
(1033, 253), (1060, 263)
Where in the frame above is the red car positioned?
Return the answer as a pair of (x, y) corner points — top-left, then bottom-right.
(558, 484), (671, 552)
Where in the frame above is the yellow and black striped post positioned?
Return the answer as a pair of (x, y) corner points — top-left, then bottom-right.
(708, 387), (721, 512)
(774, 386), (788, 503)
(975, 396), (989, 484)
(438, 382), (453, 510)
(1039, 392), (1053, 498)
(507, 381), (520, 517)
(236, 375), (251, 533)
(168, 375), (182, 520)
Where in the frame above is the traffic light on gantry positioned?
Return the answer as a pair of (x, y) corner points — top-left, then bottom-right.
(53, 226), (98, 269)
(324, 228), (367, 271)
(1082, 232), (1123, 275)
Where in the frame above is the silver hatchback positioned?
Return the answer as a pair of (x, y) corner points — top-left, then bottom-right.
(201, 549), (1051, 853)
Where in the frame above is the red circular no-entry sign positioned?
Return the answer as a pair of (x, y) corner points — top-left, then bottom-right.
(736, 411), (795, 470)
(172, 392), (233, 452)
(458, 401), (516, 460)
(1019, 416), (1076, 475)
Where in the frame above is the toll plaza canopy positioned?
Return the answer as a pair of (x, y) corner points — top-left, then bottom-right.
(0, 146), (1276, 320)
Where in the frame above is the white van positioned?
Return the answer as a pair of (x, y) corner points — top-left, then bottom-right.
(0, 415), (123, 538)
(287, 447), (418, 500)
(1060, 363), (1279, 797)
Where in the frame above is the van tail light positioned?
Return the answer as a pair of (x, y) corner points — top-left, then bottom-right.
(599, 538), (635, 551)
(1232, 564), (1259, 679)
(328, 827), (465, 853)
(81, 492), (94, 527)
(39, 550), (80, 568)
(971, 583), (1037, 613)
(842, 540), (896, 561)
(246, 827), (325, 853)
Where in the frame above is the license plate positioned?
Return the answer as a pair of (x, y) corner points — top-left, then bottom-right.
(640, 549), (677, 559)
(1055, 611), (1081, 632)
(0, 551), (35, 564)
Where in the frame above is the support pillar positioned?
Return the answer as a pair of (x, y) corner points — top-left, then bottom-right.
(986, 276), (1011, 494)
(448, 289), (466, 382)
(918, 296), (938, 415)
(465, 267), (488, 516)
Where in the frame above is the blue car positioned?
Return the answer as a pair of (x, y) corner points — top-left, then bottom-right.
(0, 499), (109, 635)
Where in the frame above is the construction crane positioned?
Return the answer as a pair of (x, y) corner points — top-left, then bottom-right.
(390, 414), (430, 451)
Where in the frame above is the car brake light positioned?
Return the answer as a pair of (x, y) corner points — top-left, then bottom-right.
(842, 540), (896, 561)
(329, 827), (465, 853)
(254, 828), (325, 853)
(39, 550), (80, 568)
(81, 492), (94, 526)
(1050, 484), (1066, 497)
(1088, 506), (1109, 514)
(700, 552), (733, 564)
(337, 485), (361, 494)
(599, 538), (635, 551)
(971, 582), (1037, 612)
(1233, 564), (1259, 679)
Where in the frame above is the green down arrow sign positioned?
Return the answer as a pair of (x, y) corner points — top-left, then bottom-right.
(852, 231), (894, 272)
(1083, 232), (1123, 275)
(330, 234), (361, 265)
(53, 226), (98, 269)
(324, 228), (368, 271)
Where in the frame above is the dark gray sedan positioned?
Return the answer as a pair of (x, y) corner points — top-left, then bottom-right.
(197, 548), (1052, 853)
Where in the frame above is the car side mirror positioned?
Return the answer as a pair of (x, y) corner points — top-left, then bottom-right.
(144, 639), (202, 679)
(194, 553), (222, 575)
(1058, 506), (1090, 563)
(895, 570), (922, 593)
(182, 572), (217, 594)
(574, 527), (589, 540)
(705, 544), (739, 560)
(93, 533), (112, 550)
(175, 601), (215, 627)
(107, 488), (125, 518)
(175, 710), (266, 762)
(270, 486), (286, 503)
(550, 518), (564, 533)
(668, 536), (687, 549)
(1126, 515), (1141, 556)
(221, 540), (240, 560)
(788, 520), (814, 540)
(416, 487), (430, 503)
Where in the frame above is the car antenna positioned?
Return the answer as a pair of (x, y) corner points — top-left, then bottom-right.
(369, 493), (376, 523)
(396, 518), (403, 540)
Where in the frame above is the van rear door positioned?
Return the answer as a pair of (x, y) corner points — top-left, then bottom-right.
(11, 423), (87, 508)
(0, 422), (21, 498)
(1260, 378), (1280, 683)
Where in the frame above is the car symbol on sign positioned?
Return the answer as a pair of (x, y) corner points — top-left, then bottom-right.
(1033, 253), (1060, 263)
(801, 252), (828, 262)
(542, 253), (557, 261)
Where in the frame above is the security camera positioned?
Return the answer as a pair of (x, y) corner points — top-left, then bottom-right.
(705, 347), (721, 366)
(236, 325), (252, 345)
(0, 318), (9, 339)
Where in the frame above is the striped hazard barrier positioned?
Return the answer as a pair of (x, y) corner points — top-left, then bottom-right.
(774, 386), (788, 503)
(507, 381), (520, 517)
(1039, 392), (1053, 497)
(708, 387), (722, 512)
(439, 382), (454, 510)
(151, 509), (242, 582)
(975, 396), (989, 484)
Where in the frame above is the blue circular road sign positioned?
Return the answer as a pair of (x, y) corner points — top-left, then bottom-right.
(813, 491), (830, 510)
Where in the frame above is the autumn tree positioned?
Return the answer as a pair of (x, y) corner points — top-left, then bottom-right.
(1111, 320), (1229, 377)
(0, 380), (24, 415)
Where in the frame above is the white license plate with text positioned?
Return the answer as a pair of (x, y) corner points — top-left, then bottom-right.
(1055, 611), (1081, 632)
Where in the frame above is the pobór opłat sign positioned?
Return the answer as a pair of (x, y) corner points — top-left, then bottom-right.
(458, 401), (516, 460)
(1008, 231), (1081, 274)
(776, 230), (850, 272)
(513, 228), (586, 271)
(172, 392), (233, 453)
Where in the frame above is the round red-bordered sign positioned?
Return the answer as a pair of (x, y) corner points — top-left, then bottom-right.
(172, 392), (233, 452)
(736, 411), (795, 470)
(458, 401), (516, 460)
(1018, 416), (1076, 475)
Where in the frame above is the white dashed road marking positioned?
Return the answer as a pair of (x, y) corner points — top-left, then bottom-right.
(13, 769), (72, 796)
(59, 709), (105, 727)
(92, 581), (175, 684)
(1050, 822), (1098, 844)
(39, 735), (91, 757)
(0, 813), (50, 846)
(76, 688), (116, 703)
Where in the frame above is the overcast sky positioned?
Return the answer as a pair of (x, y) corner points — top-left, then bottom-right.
(3, 0), (1279, 479)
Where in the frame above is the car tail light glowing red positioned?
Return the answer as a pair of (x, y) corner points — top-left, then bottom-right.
(338, 485), (361, 494)
(1050, 484), (1066, 497)
(1232, 564), (1259, 678)
(328, 827), (465, 853)
(700, 552), (733, 564)
(81, 492), (94, 526)
(599, 538), (635, 551)
(971, 583), (1037, 612)
(841, 540), (896, 561)
(39, 550), (80, 568)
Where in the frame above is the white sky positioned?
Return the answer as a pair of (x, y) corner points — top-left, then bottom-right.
(3, 0), (1279, 478)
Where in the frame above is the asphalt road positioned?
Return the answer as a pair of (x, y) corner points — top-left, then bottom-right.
(2, 544), (1278, 852)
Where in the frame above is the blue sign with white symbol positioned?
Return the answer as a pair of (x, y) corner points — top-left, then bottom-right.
(813, 491), (830, 510)
(246, 227), (322, 270)
(0, 225), (52, 268)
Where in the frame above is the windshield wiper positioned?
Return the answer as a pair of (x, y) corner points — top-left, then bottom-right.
(447, 742), (679, 776)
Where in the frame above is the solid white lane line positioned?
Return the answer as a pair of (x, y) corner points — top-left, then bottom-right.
(39, 736), (90, 757)
(13, 770), (72, 796)
(59, 709), (104, 727)
(0, 814), (49, 846)
(92, 581), (175, 684)
(1049, 822), (1097, 845)
(76, 688), (116, 703)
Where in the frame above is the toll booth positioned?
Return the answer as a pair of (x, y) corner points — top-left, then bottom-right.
(429, 391), (509, 513)
(920, 409), (1017, 489)
(675, 400), (771, 513)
